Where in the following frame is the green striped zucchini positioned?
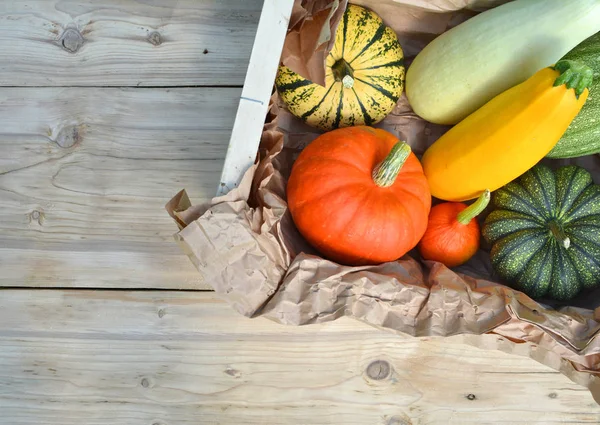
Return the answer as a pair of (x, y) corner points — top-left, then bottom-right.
(482, 164), (600, 301)
(275, 4), (404, 131)
(547, 31), (600, 158)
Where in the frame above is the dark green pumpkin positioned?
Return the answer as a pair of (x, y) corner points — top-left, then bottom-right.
(482, 164), (600, 301)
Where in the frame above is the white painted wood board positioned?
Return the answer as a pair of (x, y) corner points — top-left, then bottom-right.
(217, 0), (294, 195)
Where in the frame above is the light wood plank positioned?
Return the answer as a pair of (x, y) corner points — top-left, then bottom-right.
(0, 290), (598, 425)
(0, 0), (262, 87)
(0, 87), (239, 289)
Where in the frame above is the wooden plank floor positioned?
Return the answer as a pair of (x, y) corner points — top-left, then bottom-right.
(0, 87), (238, 289)
(0, 0), (261, 289)
(1, 290), (599, 425)
(0, 1), (599, 423)
(0, 0), (262, 86)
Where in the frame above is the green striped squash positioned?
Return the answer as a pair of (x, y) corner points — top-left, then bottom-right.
(275, 4), (404, 131)
(482, 164), (600, 301)
(547, 31), (600, 158)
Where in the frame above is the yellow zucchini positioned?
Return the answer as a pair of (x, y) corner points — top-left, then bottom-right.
(422, 60), (592, 202)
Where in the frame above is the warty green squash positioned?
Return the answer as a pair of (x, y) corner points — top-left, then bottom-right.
(548, 31), (600, 159)
(482, 164), (600, 301)
(275, 4), (405, 131)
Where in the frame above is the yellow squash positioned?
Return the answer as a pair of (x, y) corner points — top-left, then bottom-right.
(275, 4), (404, 131)
(422, 60), (593, 202)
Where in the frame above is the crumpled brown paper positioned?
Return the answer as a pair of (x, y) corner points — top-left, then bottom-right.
(167, 0), (600, 403)
(280, 0), (348, 87)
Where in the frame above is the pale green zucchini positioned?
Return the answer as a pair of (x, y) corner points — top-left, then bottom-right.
(405, 0), (600, 125)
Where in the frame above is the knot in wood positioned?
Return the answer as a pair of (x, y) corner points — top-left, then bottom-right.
(388, 416), (412, 425)
(29, 210), (44, 225)
(141, 377), (154, 388)
(59, 28), (84, 53)
(54, 125), (82, 148)
(148, 31), (162, 46)
(466, 393), (477, 401)
(366, 360), (391, 380)
(157, 309), (166, 318)
(224, 367), (241, 378)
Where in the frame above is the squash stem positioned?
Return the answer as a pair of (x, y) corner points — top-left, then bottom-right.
(548, 221), (571, 249)
(332, 59), (355, 89)
(372, 141), (411, 188)
(552, 60), (594, 99)
(457, 189), (491, 225)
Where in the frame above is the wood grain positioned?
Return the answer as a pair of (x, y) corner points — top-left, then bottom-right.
(0, 87), (241, 289)
(0, 0), (262, 87)
(0, 289), (598, 425)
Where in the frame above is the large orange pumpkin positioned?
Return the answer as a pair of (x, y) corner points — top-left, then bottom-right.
(287, 126), (431, 266)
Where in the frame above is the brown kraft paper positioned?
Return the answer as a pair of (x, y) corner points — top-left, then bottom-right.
(167, 0), (600, 403)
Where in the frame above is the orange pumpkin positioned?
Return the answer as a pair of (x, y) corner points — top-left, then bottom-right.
(287, 126), (431, 266)
(418, 190), (490, 267)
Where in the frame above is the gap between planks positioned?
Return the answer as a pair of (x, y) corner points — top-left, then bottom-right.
(0, 85), (244, 89)
(0, 286), (215, 292)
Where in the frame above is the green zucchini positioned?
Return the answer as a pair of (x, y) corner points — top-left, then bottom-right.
(547, 32), (600, 158)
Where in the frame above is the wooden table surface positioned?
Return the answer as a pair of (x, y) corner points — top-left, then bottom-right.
(1, 1), (599, 423)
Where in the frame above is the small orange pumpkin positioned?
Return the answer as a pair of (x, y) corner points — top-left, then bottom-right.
(287, 126), (431, 266)
(418, 190), (490, 267)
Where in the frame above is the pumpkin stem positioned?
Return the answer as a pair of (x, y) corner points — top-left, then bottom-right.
(552, 60), (594, 99)
(548, 221), (571, 250)
(457, 189), (491, 225)
(332, 59), (355, 89)
(372, 141), (412, 187)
